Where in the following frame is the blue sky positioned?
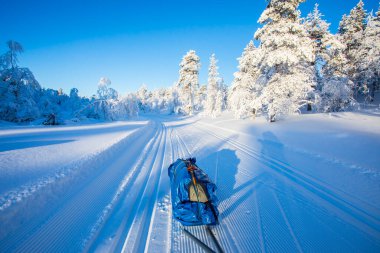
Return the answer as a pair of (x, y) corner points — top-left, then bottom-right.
(1, 0), (379, 97)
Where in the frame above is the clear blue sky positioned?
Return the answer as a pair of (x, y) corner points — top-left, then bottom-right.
(1, 0), (378, 97)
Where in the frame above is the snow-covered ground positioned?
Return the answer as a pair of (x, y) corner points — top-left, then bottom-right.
(0, 112), (379, 252)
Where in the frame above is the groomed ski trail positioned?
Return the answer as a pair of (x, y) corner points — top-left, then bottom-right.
(0, 121), (158, 252)
(1, 115), (379, 252)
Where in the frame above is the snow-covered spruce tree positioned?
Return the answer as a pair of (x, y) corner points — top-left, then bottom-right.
(214, 89), (224, 116)
(205, 54), (222, 117)
(228, 41), (263, 119)
(197, 84), (207, 111)
(177, 50), (200, 115)
(338, 0), (367, 94)
(255, 0), (316, 122)
(304, 3), (354, 112)
(216, 78), (228, 115)
(304, 4), (332, 90)
(220, 79), (228, 110)
(318, 37), (355, 112)
(356, 8), (380, 101)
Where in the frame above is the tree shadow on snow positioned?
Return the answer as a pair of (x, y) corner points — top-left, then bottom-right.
(0, 139), (75, 152)
(199, 148), (266, 219)
(258, 131), (285, 162)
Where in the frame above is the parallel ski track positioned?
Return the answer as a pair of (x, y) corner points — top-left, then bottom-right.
(121, 123), (168, 252)
(196, 121), (380, 210)
(104, 122), (164, 252)
(193, 122), (380, 240)
(144, 123), (174, 252)
(4, 117), (379, 252)
(83, 121), (164, 252)
(0, 121), (158, 252)
(197, 122), (380, 180)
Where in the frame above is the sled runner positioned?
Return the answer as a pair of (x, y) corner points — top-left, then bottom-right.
(168, 158), (224, 252)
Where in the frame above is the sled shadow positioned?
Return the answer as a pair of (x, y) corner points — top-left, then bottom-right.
(0, 139), (75, 152)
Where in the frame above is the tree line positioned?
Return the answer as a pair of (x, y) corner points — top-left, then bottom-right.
(0, 0), (379, 124)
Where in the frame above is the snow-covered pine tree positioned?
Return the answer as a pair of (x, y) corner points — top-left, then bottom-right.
(255, 0), (315, 122)
(205, 54), (221, 117)
(228, 41), (262, 119)
(356, 7), (380, 101)
(338, 0), (368, 94)
(177, 50), (200, 115)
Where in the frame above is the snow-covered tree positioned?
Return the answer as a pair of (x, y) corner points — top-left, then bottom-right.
(167, 85), (180, 114)
(304, 4), (332, 88)
(212, 79), (227, 117)
(219, 79), (228, 110)
(255, 0), (316, 122)
(123, 93), (139, 117)
(338, 0), (368, 93)
(195, 84), (207, 112)
(136, 83), (150, 112)
(67, 88), (87, 113)
(205, 54), (222, 117)
(177, 50), (200, 115)
(229, 41), (263, 119)
(356, 8), (380, 101)
(317, 34), (355, 112)
(0, 67), (41, 122)
(0, 41), (24, 70)
(97, 77), (118, 100)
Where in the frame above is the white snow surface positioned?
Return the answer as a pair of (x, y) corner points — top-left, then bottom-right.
(0, 112), (379, 252)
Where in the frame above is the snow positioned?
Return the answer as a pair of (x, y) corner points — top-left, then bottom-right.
(0, 112), (379, 252)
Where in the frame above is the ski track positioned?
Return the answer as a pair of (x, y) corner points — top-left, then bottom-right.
(193, 123), (380, 226)
(196, 121), (380, 179)
(191, 121), (380, 251)
(0, 122), (158, 252)
(1, 116), (379, 252)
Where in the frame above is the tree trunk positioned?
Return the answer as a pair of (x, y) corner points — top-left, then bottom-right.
(307, 102), (312, 111)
